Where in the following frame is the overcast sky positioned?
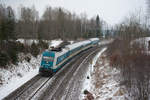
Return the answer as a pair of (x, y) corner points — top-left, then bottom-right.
(1, 0), (147, 25)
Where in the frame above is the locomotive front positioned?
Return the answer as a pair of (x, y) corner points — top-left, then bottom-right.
(39, 51), (55, 76)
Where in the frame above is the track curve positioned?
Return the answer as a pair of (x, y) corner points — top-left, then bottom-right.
(3, 45), (106, 100)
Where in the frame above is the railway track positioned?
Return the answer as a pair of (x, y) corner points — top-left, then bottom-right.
(3, 46), (105, 100)
(3, 75), (50, 100)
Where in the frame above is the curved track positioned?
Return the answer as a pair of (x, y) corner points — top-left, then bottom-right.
(3, 46), (105, 100)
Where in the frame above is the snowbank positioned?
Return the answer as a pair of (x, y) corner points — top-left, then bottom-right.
(0, 54), (41, 99)
(80, 48), (107, 99)
(81, 47), (127, 100)
(16, 39), (63, 47)
(16, 39), (39, 46)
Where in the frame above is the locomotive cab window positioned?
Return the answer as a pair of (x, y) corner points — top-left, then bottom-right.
(43, 56), (54, 62)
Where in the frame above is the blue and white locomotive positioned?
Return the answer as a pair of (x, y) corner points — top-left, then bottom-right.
(39, 38), (99, 76)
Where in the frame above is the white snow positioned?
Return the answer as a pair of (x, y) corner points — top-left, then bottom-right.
(49, 39), (63, 48)
(91, 48), (107, 72)
(16, 39), (39, 45)
(80, 47), (107, 99)
(69, 41), (74, 44)
(16, 38), (63, 47)
(81, 47), (127, 100)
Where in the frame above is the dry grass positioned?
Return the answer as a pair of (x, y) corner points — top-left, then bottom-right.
(107, 39), (150, 100)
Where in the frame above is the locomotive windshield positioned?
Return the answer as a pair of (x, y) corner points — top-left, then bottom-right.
(43, 56), (54, 62)
(41, 51), (55, 68)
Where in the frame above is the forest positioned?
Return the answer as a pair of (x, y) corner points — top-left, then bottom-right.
(0, 4), (104, 67)
(0, 5), (103, 41)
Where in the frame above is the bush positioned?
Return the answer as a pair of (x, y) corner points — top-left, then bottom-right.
(7, 41), (18, 64)
(30, 42), (40, 57)
(0, 41), (24, 67)
(0, 51), (9, 67)
(16, 42), (25, 52)
(8, 49), (18, 64)
(38, 40), (48, 49)
(0, 40), (48, 67)
(25, 56), (31, 62)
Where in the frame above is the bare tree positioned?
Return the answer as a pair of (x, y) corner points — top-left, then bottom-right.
(107, 12), (150, 100)
(0, 5), (15, 41)
(17, 6), (39, 39)
(14, 6), (104, 40)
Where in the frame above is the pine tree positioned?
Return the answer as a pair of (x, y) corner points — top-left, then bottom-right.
(96, 15), (103, 38)
(6, 6), (16, 40)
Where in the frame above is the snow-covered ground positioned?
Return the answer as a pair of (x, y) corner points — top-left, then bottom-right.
(81, 47), (127, 100)
(0, 54), (41, 99)
(16, 39), (39, 45)
(0, 39), (63, 99)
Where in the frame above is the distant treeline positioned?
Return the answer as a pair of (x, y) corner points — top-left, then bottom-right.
(0, 4), (103, 41)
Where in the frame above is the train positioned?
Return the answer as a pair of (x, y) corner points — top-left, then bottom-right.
(39, 38), (100, 76)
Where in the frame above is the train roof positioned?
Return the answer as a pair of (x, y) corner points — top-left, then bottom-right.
(54, 40), (91, 56)
(52, 38), (99, 56)
(67, 40), (91, 50)
(90, 38), (99, 41)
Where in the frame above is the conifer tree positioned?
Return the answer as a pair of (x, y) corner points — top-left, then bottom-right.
(96, 15), (103, 38)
